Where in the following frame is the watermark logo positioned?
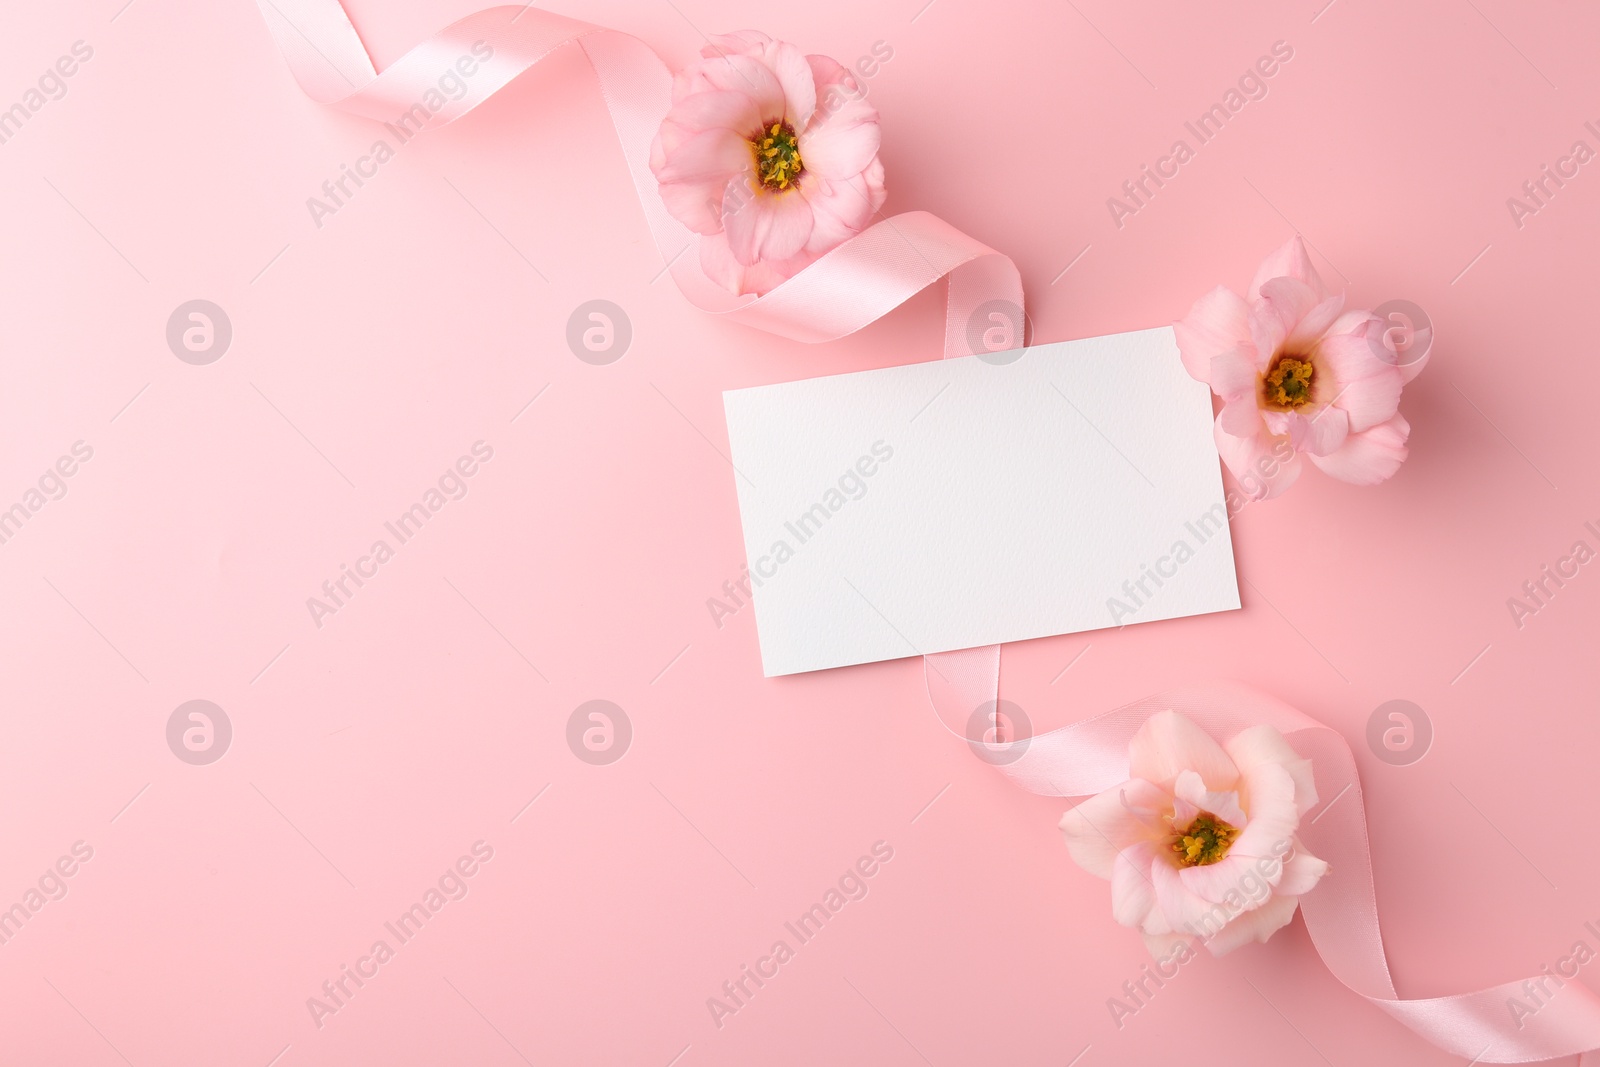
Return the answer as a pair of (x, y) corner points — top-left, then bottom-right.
(567, 300), (631, 365)
(966, 699), (1031, 765)
(1365, 699), (1431, 766)
(166, 700), (232, 765)
(1366, 299), (1432, 370)
(166, 300), (231, 365)
(567, 700), (631, 765)
(965, 299), (1026, 364)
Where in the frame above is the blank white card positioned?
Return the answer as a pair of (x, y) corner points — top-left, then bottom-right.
(721, 326), (1241, 676)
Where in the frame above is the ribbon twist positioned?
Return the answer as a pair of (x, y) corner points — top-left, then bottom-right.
(256, 4), (1600, 1061)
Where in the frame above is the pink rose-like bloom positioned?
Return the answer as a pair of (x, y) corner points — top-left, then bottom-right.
(1174, 237), (1428, 499)
(650, 30), (887, 296)
(1059, 711), (1329, 956)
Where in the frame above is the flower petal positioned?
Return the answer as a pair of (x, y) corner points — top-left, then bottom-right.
(1143, 930), (1196, 958)
(1153, 855), (1229, 936)
(1214, 420), (1302, 501)
(807, 160), (885, 246)
(654, 127), (753, 234)
(1217, 396), (1262, 438)
(1225, 726), (1318, 816)
(1177, 853), (1272, 911)
(1129, 711), (1238, 791)
(1111, 841), (1162, 928)
(1276, 842), (1329, 897)
(702, 28), (774, 59)
(1208, 348), (1259, 404)
(1307, 412), (1410, 485)
(1200, 889), (1300, 955)
(723, 185), (814, 264)
(800, 102), (882, 180)
(653, 126), (752, 184)
(1248, 236), (1332, 302)
(1232, 761), (1300, 860)
(1291, 405), (1349, 457)
(1175, 287), (1252, 383)
(661, 89), (763, 141)
(1250, 277), (1322, 361)
(1285, 293), (1346, 352)
(1059, 778), (1172, 879)
(1316, 331), (1404, 433)
(1172, 770), (1247, 826)
(769, 41), (818, 126)
(799, 165), (884, 253)
(1349, 308), (1431, 384)
(698, 229), (819, 296)
(682, 54), (787, 124)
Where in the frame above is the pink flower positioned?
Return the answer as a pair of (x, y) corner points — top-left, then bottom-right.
(1059, 710), (1328, 956)
(650, 30), (887, 296)
(1174, 237), (1428, 499)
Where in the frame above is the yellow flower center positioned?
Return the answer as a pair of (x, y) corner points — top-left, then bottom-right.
(751, 121), (804, 190)
(1262, 355), (1315, 410)
(1171, 812), (1239, 867)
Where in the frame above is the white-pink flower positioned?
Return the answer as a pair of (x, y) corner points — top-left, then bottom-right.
(1174, 237), (1428, 499)
(1059, 710), (1329, 956)
(650, 30), (887, 296)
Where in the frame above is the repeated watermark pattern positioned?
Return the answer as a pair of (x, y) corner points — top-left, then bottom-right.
(966, 699), (1031, 766)
(706, 841), (896, 1029)
(306, 42), (497, 228)
(1506, 920), (1600, 1032)
(566, 300), (632, 365)
(1101, 437), (1291, 627)
(566, 700), (632, 765)
(1106, 41), (1295, 229)
(0, 41), (94, 146)
(166, 700), (232, 765)
(707, 440), (895, 630)
(0, 842), (94, 948)
(1365, 699), (1432, 766)
(0, 441), (94, 546)
(306, 841), (497, 1029)
(305, 442), (495, 629)
(1506, 522), (1600, 630)
(2, 2), (1588, 1063)
(166, 300), (232, 364)
(1505, 122), (1600, 230)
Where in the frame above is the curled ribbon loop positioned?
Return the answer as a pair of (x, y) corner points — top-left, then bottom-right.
(255, 0), (1022, 353)
(256, 4), (1596, 1063)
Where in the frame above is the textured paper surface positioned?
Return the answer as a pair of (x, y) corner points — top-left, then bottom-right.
(723, 327), (1241, 675)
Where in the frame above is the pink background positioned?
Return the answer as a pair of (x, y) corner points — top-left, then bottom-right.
(3, 0), (1597, 1063)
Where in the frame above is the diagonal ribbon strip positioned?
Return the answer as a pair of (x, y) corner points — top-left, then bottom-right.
(256, 4), (1598, 1062)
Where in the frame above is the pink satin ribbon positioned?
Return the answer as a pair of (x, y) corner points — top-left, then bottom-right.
(256, 4), (1599, 1062)
(940, 679), (1600, 1065)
